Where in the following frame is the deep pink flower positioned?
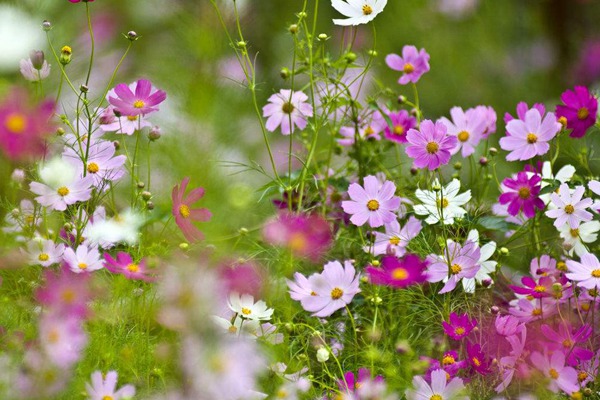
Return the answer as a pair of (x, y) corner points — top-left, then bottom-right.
(494, 314), (523, 336)
(263, 89), (313, 135)
(366, 254), (427, 288)
(510, 276), (554, 299)
(218, 259), (264, 298)
(383, 110), (416, 143)
(36, 267), (91, 319)
(0, 89), (55, 161)
(171, 177), (212, 242)
(405, 119), (458, 170)
(424, 351), (468, 382)
(500, 108), (561, 161)
(338, 368), (384, 395)
(341, 175), (400, 228)
(104, 252), (154, 281)
(498, 171), (544, 219)
(386, 45), (431, 85)
(555, 86), (598, 138)
(504, 101), (546, 124)
(439, 106), (487, 157)
(263, 211), (332, 261)
(108, 79), (166, 117)
(541, 323), (593, 366)
(466, 342), (491, 375)
(442, 312), (477, 341)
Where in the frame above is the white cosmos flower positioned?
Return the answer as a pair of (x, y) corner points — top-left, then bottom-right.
(331, 0), (387, 26)
(413, 179), (471, 225)
(535, 161), (575, 205)
(228, 292), (274, 321)
(462, 229), (497, 293)
(558, 221), (600, 257)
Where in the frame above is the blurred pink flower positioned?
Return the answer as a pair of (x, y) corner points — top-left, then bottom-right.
(386, 45), (431, 85)
(104, 252), (154, 281)
(263, 89), (313, 135)
(86, 371), (135, 400)
(171, 177), (212, 242)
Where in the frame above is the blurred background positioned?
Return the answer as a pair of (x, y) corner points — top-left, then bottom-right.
(1, 0), (600, 243)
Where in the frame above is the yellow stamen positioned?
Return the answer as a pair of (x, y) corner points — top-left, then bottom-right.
(57, 186), (70, 197)
(472, 357), (481, 367)
(436, 198), (449, 208)
(570, 228), (579, 238)
(38, 253), (50, 262)
(61, 289), (75, 303)
(533, 285), (546, 293)
(78, 262), (87, 270)
(61, 46), (72, 55)
(362, 4), (373, 15)
(450, 264), (462, 275)
(127, 263), (139, 273)
(87, 162), (100, 174)
(564, 204), (575, 214)
(454, 327), (465, 336)
(389, 236), (400, 245)
(430, 395), (443, 400)
(367, 199), (380, 211)
(518, 187), (530, 199)
(558, 116), (567, 127)
(457, 131), (470, 142)
(591, 269), (600, 278)
(577, 107), (589, 120)
(526, 133), (538, 144)
(4, 113), (27, 134)
(426, 141), (439, 154)
(403, 63), (415, 74)
(331, 287), (343, 300)
(133, 100), (145, 109)
(393, 125), (405, 136)
(442, 355), (456, 365)
(241, 307), (252, 315)
(281, 102), (295, 114)
(392, 267), (408, 280)
(532, 308), (542, 316)
(179, 204), (190, 218)
(549, 368), (559, 379)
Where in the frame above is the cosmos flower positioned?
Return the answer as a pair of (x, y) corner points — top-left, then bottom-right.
(331, 0), (387, 26)
(545, 184), (593, 229)
(566, 253), (600, 290)
(36, 267), (91, 319)
(386, 45), (431, 85)
(62, 244), (104, 274)
(108, 79), (166, 117)
(498, 171), (544, 219)
(86, 371), (135, 400)
(63, 140), (127, 187)
(263, 89), (313, 135)
(555, 86), (598, 138)
(19, 51), (50, 82)
(366, 254), (427, 288)
(26, 238), (65, 267)
(39, 312), (88, 368)
(426, 240), (481, 294)
(442, 312), (477, 341)
(558, 220), (600, 257)
(172, 177), (212, 242)
(338, 368), (384, 395)
(499, 108), (561, 161)
(530, 351), (579, 394)
(228, 292), (273, 321)
(405, 119), (458, 170)
(382, 109), (417, 143)
(104, 252), (154, 281)
(439, 106), (487, 157)
(341, 175), (400, 228)
(405, 369), (467, 400)
(337, 111), (386, 146)
(369, 216), (422, 256)
(466, 342), (491, 375)
(461, 229), (497, 293)
(414, 179), (471, 225)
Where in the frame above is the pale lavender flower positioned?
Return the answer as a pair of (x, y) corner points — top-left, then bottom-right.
(100, 113), (152, 135)
(566, 253), (600, 290)
(263, 89), (313, 135)
(439, 106), (487, 157)
(499, 108), (561, 161)
(86, 371), (135, 400)
(63, 140), (127, 187)
(19, 52), (50, 82)
(405, 369), (467, 400)
(337, 111), (386, 146)
(530, 351), (579, 394)
(62, 244), (104, 273)
(426, 240), (480, 294)
(39, 312), (87, 368)
(341, 175), (400, 227)
(27, 238), (65, 267)
(545, 184), (593, 229)
(369, 216), (422, 256)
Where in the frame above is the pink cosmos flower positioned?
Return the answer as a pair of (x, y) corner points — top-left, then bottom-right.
(36, 268), (91, 319)
(475, 105), (497, 138)
(39, 312), (88, 368)
(108, 79), (166, 117)
(104, 252), (154, 281)
(30, 171), (94, 212)
(370, 216), (422, 256)
(263, 89), (313, 135)
(218, 260), (264, 298)
(555, 86), (598, 138)
(341, 175), (400, 228)
(171, 177), (212, 242)
(386, 45), (431, 85)
(495, 314), (523, 336)
(466, 342), (491, 375)
(86, 371), (135, 400)
(63, 244), (104, 273)
(530, 351), (579, 394)
(499, 108), (561, 161)
(510, 276), (554, 299)
(405, 119), (458, 170)
(426, 241), (481, 294)
(439, 106), (487, 157)
(287, 272), (321, 302)
(263, 212), (332, 261)
(19, 53), (50, 82)
(405, 369), (466, 400)
(0, 89), (55, 161)
(366, 254), (427, 288)
(509, 298), (555, 323)
(498, 171), (544, 219)
(337, 111), (385, 146)
(504, 101), (546, 124)
(63, 140), (127, 187)
(338, 368), (384, 395)
(541, 323), (593, 366)
(382, 110), (416, 144)
(442, 312), (477, 340)
(298, 260), (360, 318)
(545, 184), (593, 229)
(99, 110), (152, 135)
(566, 253), (600, 290)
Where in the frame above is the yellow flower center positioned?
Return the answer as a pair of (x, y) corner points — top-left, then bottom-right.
(557, 261), (567, 271)
(48, 329), (60, 344)
(362, 4), (373, 15)
(532, 308), (542, 316)
(562, 339), (573, 348)
(457, 130), (470, 142)
(430, 395), (443, 400)
(102, 396), (114, 400)
(436, 198), (449, 208)
(442, 355), (455, 365)
(133, 100), (145, 109)
(570, 228), (580, 238)
(391, 267), (408, 280)
(389, 236), (400, 245)
(57, 186), (70, 197)
(450, 264), (462, 275)
(582, 302), (591, 311)
(526, 133), (538, 144)
(281, 101), (295, 114)
(518, 187), (531, 199)
(558, 116), (567, 127)
(367, 199), (380, 211)
(591, 269), (600, 278)
(534, 285), (546, 293)
(78, 262), (88, 270)
(393, 125), (405, 136)
(472, 357), (481, 367)
(62, 289), (75, 303)
(277, 389), (288, 398)
(454, 327), (465, 336)
(288, 232), (308, 252)
(228, 325), (237, 334)
(588, 288), (599, 297)
(577, 107), (589, 120)
(4, 113), (27, 134)
(241, 307), (252, 315)
(87, 162), (100, 174)
(179, 204), (191, 218)
(127, 115), (138, 121)
(127, 263), (139, 273)
(564, 204), (575, 214)
(549, 368), (559, 379)
(578, 371), (588, 382)
(38, 253), (50, 262)
(364, 126), (375, 135)
(331, 287), (344, 300)
(403, 63), (415, 74)
(426, 141), (439, 154)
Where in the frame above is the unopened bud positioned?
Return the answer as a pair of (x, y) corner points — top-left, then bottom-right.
(395, 339), (412, 354)
(179, 243), (189, 250)
(238, 227), (249, 235)
(148, 126), (161, 141)
(280, 67), (291, 80)
(367, 49), (377, 57)
(489, 147), (498, 156)
(11, 169), (25, 183)
(80, 84), (89, 93)
(371, 260), (380, 267)
(453, 162), (462, 170)
(318, 33), (328, 41)
(113, 141), (120, 150)
(410, 108), (419, 117)
(344, 52), (357, 63)
(490, 305), (500, 314)
(141, 191), (152, 200)
(29, 50), (45, 70)
(60, 45), (72, 65)
(297, 11), (307, 18)
(316, 347), (329, 362)
(42, 20), (52, 31)
(410, 167), (418, 175)
(126, 31), (138, 41)
(432, 184), (441, 192)
(479, 157), (488, 166)
(137, 182), (145, 189)
(499, 247), (509, 256)
(56, 127), (65, 136)
(482, 279), (492, 287)
(237, 41), (247, 48)
(398, 95), (407, 104)
(146, 201), (154, 210)
(288, 24), (299, 34)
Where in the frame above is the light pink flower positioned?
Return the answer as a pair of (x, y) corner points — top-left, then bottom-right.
(369, 216), (422, 256)
(263, 89), (313, 135)
(426, 241), (480, 294)
(39, 312), (87, 368)
(104, 252), (154, 281)
(108, 79), (166, 117)
(86, 371), (135, 400)
(341, 175), (400, 227)
(405, 369), (467, 400)
(63, 244), (104, 273)
(566, 253), (600, 290)
(530, 351), (579, 394)
(171, 177), (212, 242)
(545, 184), (593, 229)
(63, 140), (127, 187)
(439, 106), (487, 157)
(30, 176), (94, 212)
(386, 45), (431, 85)
(27, 239), (65, 267)
(499, 108), (561, 161)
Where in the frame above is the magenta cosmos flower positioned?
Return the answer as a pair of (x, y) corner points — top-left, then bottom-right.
(405, 119), (458, 170)
(386, 45), (431, 85)
(262, 89), (313, 135)
(338, 368), (383, 394)
(466, 342), (491, 375)
(0, 89), (55, 161)
(442, 312), (477, 341)
(383, 109), (417, 143)
(366, 254), (427, 288)
(500, 108), (561, 161)
(108, 79), (166, 117)
(341, 175), (400, 227)
(555, 86), (598, 138)
(171, 177), (212, 242)
(294, 260), (360, 318)
(498, 171), (544, 219)
(104, 252), (154, 281)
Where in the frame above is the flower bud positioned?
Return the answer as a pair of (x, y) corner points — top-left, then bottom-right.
(238, 227), (249, 235)
(288, 24), (299, 34)
(29, 50), (45, 70)
(453, 161), (462, 170)
(56, 127), (65, 136)
(280, 67), (291, 80)
(499, 247), (509, 256)
(126, 31), (138, 41)
(137, 182), (145, 189)
(489, 147), (498, 156)
(113, 140), (120, 150)
(80, 84), (89, 93)
(297, 11), (307, 18)
(146, 201), (154, 210)
(367, 49), (377, 57)
(410, 167), (418, 175)
(490, 305), (500, 314)
(179, 242), (189, 250)
(479, 157), (488, 166)
(42, 20), (52, 31)
(148, 126), (161, 141)
(371, 259), (380, 267)
(11, 169), (25, 183)
(237, 41), (247, 48)
(316, 347), (329, 362)
(398, 95), (407, 104)
(317, 33), (328, 41)
(60, 45), (72, 65)
(141, 191), (152, 200)
(395, 339), (412, 354)
(344, 52), (357, 63)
